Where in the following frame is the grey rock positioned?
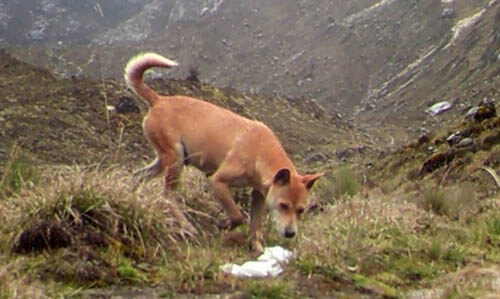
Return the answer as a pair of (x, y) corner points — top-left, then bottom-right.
(457, 137), (473, 148)
(441, 8), (455, 19)
(446, 131), (462, 145)
(303, 152), (328, 163)
(465, 106), (479, 119)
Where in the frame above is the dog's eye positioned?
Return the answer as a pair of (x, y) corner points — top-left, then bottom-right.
(296, 208), (305, 215)
(279, 203), (289, 211)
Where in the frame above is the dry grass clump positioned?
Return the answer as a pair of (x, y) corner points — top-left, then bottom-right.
(1, 163), (223, 289)
(7, 165), (180, 253)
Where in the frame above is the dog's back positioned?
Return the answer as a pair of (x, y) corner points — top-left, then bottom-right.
(125, 54), (294, 181)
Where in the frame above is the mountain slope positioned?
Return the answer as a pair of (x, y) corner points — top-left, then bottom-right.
(359, 0), (500, 128)
(3, 0), (497, 122)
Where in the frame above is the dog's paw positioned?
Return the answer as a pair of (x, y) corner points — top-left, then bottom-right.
(223, 231), (247, 247)
(249, 240), (264, 255)
(218, 217), (243, 230)
(218, 219), (232, 230)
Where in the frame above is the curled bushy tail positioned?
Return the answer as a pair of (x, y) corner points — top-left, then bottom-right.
(124, 53), (178, 106)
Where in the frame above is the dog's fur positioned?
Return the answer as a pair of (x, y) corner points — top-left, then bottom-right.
(125, 52), (323, 252)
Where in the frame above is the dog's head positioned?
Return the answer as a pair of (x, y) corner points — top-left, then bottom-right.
(266, 168), (323, 238)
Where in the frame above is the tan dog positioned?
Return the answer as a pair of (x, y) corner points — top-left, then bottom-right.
(125, 53), (323, 252)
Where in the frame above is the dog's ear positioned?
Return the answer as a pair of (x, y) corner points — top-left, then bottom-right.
(273, 168), (291, 186)
(302, 173), (324, 190)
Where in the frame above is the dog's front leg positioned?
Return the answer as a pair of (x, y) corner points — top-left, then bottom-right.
(249, 189), (266, 253)
(210, 175), (244, 230)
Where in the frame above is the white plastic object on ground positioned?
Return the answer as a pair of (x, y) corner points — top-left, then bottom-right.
(425, 101), (452, 116)
(220, 246), (293, 278)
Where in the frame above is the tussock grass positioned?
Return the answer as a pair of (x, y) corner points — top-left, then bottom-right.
(334, 166), (361, 198)
(422, 186), (450, 216)
(7, 165), (185, 255)
(314, 166), (361, 205)
(0, 163), (229, 293)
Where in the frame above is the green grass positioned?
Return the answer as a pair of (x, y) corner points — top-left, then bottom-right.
(352, 273), (399, 298)
(334, 166), (361, 198)
(117, 258), (147, 284)
(488, 217), (500, 236)
(0, 144), (38, 199)
(243, 281), (292, 299)
(294, 254), (340, 278)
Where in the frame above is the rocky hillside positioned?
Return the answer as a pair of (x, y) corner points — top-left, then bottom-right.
(358, 0), (500, 135)
(2, 0), (498, 128)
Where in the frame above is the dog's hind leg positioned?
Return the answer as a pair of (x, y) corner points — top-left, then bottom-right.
(159, 148), (197, 236)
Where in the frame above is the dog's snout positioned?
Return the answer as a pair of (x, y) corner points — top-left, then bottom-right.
(284, 228), (296, 238)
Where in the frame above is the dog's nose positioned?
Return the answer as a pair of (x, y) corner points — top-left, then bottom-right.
(284, 228), (296, 238)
